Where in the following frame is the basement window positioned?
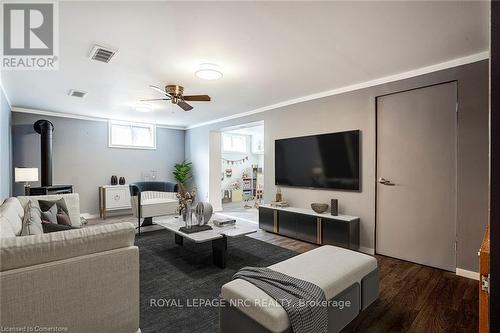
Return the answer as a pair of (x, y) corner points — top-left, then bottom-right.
(222, 133), (247, 153)
(108, 120), (156, 150)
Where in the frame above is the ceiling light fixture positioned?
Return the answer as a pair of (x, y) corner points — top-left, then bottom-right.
(135, 102), (152, 113)
(195, 63), (223, 80)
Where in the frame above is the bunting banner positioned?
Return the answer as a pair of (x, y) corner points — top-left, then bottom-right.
(222, 156), (249, 165)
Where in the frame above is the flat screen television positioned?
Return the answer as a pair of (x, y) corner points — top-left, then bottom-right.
(275, 130), (360, 191)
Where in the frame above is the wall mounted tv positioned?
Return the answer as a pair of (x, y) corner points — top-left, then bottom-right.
(275, 130), (360, 191)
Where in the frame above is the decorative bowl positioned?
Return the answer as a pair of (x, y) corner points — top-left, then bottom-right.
(311, 203), (329, 214)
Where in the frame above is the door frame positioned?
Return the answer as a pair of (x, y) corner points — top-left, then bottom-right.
(210, 120), (265, 212)
(490, 1), (499, 329)
(374, 80), (459, 269)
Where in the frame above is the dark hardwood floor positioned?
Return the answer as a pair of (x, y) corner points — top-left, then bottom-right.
(249, 230), (478, 333)
(89, 215), (479, 333)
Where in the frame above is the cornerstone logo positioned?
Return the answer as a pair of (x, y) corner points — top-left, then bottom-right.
(1, 1), (59, 70)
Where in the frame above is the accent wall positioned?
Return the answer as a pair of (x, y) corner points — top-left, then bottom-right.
(185, 60), (489, 272)
(11, 113), (185, 215)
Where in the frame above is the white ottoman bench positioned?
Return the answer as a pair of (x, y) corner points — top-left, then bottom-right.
(220, 245), (378, 333)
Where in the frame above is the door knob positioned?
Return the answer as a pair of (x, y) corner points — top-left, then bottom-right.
(378, 177), (395, 186)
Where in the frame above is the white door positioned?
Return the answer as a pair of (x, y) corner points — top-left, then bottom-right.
(376, 82), (457, 271)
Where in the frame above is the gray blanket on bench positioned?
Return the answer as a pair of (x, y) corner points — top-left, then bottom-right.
(233, 267), (327, 333)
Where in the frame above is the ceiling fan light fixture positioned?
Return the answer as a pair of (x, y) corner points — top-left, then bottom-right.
(134, 102), (152, 113)
(195, 63), (223, 80)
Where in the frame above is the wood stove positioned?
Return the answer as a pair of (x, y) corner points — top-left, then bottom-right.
(28, 120), (73, 196)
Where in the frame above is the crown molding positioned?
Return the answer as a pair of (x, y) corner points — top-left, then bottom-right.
(7, 51), (489, 131)
(187, 51), (489, 130)
(10, 107), (187, 130)
(12, 107), (108, 122)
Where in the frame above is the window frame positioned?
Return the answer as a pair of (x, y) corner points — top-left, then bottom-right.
(222, 133), (247, 153)
(108, 120), (157, 150)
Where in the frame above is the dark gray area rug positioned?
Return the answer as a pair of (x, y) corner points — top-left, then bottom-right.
(136, 229), (298, 333)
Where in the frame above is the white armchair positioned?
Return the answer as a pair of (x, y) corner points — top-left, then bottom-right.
(129, 182), (179, 234)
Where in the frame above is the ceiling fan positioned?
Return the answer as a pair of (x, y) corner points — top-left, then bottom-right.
(141, 84), (211, 111)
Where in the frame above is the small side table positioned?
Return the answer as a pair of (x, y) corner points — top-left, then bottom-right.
(99, 185), (132, 219)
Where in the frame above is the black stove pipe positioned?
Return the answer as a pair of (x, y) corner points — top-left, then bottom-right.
(33, 120), (54, 187)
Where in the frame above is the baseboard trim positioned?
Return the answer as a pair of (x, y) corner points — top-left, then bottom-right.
(456, 268), (479, 280)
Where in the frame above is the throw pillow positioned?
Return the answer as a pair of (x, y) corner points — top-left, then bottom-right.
(41, 204), (58, 224)
(38, 198), (71, 225)
(56, 210), (71, 226)
(20, 201), (44, 236)
(42, 223), (76, 233)
(38, 198), (69, 216)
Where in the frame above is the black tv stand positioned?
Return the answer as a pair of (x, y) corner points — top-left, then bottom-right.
(259, 205), (359, 249)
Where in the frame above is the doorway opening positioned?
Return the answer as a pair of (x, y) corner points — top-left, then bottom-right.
(219, 122), (264, 223)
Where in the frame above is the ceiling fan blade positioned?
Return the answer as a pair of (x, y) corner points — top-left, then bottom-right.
(149, 85), (169, 96)
(140, 98), (170, 101)
(183, 95), (211, 102)
(177, 100), (194, 111)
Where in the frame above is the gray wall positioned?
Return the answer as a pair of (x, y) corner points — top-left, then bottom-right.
(185, 60), (489, 272)
(12, 113), (185, 215)
(0, 87), (12, 200)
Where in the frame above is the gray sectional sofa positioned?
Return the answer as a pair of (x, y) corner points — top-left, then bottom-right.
(0, 194), (140, 333)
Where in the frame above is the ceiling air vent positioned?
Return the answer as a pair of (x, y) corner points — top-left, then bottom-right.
(89, 45), (118, 63)
(68, 89), (88, 98)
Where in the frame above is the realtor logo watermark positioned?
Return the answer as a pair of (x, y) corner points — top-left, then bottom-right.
(1, 1), (59, 70)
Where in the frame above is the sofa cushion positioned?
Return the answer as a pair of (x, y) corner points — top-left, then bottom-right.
(0, 222), (136, 271)
(221, 245), (378, 333)
(20, 201), (44, 236)
(0, 216), (16, 238)
(141, 200), (178, 218)
(0, 198), (24, 235)
(142, 197), (178, 205)
(18, 194), (81, 227)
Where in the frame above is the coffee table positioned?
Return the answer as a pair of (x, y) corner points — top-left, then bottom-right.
(155, 215), (257, 268)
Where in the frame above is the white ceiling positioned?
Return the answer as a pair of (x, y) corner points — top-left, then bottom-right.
(2, 1), (489, 128)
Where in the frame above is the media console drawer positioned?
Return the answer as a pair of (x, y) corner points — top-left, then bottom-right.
(258, 207), (275, 232)
(322, 217), (359, 249)
(105, 187), (130, 209)
(258, 205), (359, 249)
(99, 185), (132, 219)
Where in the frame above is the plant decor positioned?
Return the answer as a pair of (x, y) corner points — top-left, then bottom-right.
(173, 161), (196, 215)
(173, 161), (192, 194)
